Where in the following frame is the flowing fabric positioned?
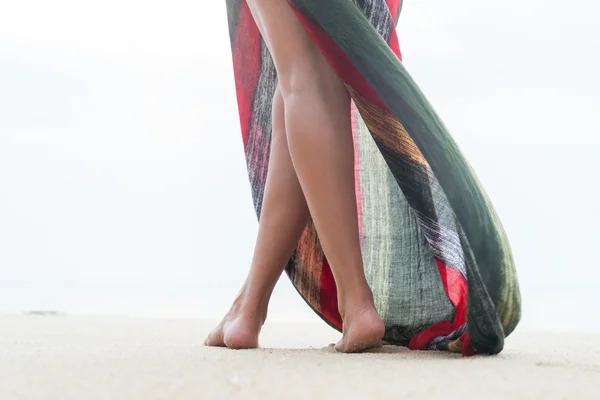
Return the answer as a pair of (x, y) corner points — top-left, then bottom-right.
(224, 0), (521, 356)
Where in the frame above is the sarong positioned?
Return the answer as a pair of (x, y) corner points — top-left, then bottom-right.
(225, 0), (521, 356)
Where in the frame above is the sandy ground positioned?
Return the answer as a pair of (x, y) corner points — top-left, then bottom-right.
(1, 315), (599, 399)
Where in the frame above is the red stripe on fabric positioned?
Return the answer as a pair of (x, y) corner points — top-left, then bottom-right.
(444, 264), (467, 313)
(386, 0), (402, 23)
(291, 8), (390, 112)
(460, 333), (473, 356)
(319, 256), (343, 329)
(351, 106), (364, 248)
(232, 1), (261, 147)
(408, 259), (468, 351)
(408, 320), (454, 350)
(435, 260), (467, 312)
(443, 262), (467, 336)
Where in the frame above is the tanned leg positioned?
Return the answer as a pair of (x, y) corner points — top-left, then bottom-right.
(244, 0), (384, 352)
(204, 86), (310, 349)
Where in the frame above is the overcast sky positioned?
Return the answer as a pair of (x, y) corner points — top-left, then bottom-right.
(1, 0), (598, 331)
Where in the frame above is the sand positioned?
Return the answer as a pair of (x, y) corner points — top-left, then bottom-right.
(1, 315), (598, 399)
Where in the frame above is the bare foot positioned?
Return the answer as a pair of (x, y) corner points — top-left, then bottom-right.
(203, 297), (266, 349)
(334, 302), (385, 353)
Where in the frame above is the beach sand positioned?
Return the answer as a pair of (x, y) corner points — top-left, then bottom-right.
(1, 315), (598, 399)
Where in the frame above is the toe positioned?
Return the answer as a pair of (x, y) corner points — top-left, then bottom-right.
(204, 327), (225, 347)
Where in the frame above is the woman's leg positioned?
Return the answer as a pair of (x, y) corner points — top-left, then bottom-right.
(246, 0), (384, 352)
(204, 86), (310, 349)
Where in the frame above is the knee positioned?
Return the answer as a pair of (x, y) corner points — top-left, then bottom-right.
(279, 75), (321, 104)
(278, 72), (349, 127)
(277, 59), (338, 104)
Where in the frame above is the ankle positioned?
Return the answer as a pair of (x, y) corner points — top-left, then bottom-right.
(231, 288), (270, 323)
(337, 288), (376, 320)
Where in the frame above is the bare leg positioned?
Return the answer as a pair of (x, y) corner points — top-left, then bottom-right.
(246, 0), (384, 352)
(204, 86), (310, 349)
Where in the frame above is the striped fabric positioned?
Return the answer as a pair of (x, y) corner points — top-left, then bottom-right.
(225, 0), (521, 355)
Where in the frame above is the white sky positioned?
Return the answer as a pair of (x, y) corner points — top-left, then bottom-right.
(1, 0), (599, 331)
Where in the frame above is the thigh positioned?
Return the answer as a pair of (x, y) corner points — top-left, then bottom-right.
(246, 0), (335, 91)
